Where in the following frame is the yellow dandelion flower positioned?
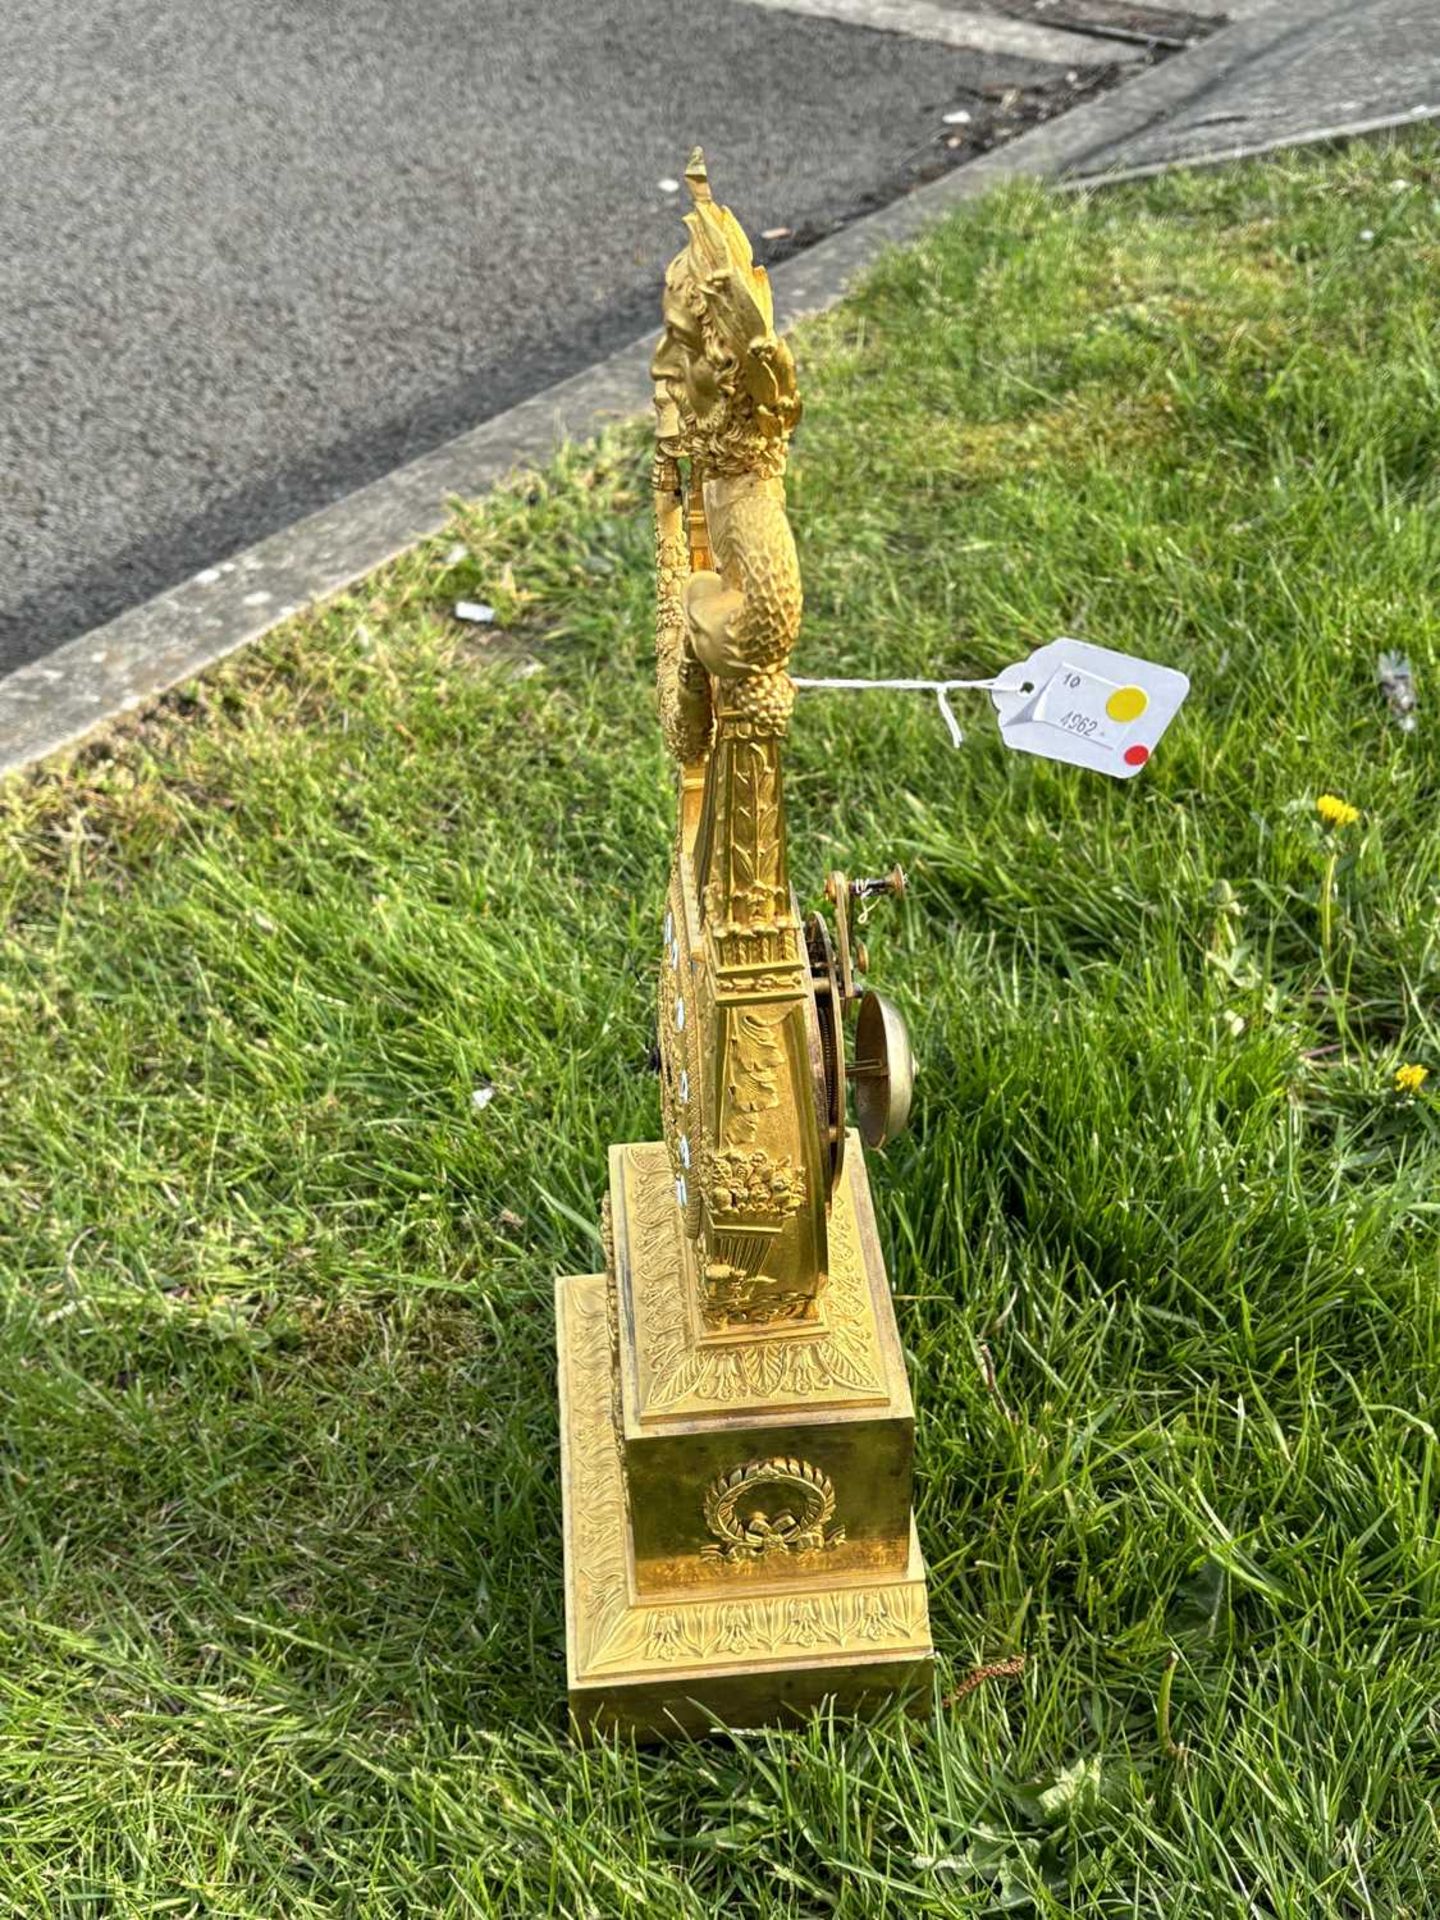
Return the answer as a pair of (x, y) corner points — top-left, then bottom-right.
(1395, 1063), (1429, 1095)
(1316, 793), (1360, 829)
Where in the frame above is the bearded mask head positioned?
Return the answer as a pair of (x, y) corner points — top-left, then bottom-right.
(649, 150), (801, 469)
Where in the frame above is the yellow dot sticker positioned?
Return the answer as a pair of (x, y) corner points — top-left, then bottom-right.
(1106, 685), (1149, 723)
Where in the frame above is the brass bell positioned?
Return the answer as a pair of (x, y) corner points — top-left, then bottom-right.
(849, 989), (915, 1149)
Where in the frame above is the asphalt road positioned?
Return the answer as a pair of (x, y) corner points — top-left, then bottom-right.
(0, 0), (1082, 676)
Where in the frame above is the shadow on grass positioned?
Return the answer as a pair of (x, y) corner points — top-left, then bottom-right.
(1, 1273), (573, 1735)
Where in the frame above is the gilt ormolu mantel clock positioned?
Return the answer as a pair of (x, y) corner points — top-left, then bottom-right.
(555, 152), (934, 1737)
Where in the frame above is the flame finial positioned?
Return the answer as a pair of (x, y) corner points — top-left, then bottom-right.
(684, 147), (712, 205)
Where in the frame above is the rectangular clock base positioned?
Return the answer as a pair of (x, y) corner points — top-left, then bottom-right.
(558, 1268), (935, 1741)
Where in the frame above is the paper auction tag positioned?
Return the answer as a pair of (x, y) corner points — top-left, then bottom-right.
(989, 638), (1189, 779)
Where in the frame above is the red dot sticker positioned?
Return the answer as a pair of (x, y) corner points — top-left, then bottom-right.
(1124, 743), (1150, 768)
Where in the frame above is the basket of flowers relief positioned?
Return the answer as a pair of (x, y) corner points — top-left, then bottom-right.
(700, 1145), (808, 1324)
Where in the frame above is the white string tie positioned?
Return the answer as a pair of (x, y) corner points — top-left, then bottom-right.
(790, 674), (1031, 749)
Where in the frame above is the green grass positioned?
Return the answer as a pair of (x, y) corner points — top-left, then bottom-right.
(3, 131), (1440, 1916)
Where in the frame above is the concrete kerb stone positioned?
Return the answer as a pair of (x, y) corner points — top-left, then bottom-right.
(1057, 101), (1440, 190)
(0, 0), (1365, 778)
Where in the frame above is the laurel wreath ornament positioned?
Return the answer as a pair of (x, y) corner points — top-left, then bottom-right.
(702, 1456), (845, 1561)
